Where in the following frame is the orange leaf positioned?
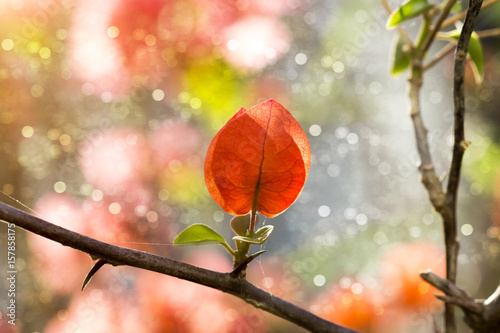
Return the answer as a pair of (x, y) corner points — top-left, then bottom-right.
(204, 99), (311, 217)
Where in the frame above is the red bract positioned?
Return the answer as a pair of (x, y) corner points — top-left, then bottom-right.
(204, 99), (311, 217)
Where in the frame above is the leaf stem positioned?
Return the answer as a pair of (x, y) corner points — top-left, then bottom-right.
(221, 242), (236, 256)
(249, 187), (260, 233)
(250, 209), (257, 233)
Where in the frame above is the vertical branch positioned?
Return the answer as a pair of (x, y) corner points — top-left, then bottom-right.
(448, 1), (483, 198)
(444, 0), (484, 299)
(408, 62), (446, 210)
(401, 0), (484, 331)
(442, 0), (483, 331)
(384, 0), (495, 330)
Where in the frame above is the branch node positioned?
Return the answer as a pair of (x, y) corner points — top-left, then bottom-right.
(460, 140), (471, 151)
(455, 49), (467, 61)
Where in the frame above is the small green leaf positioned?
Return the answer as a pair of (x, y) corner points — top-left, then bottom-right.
(230, 214), (251, 236)
(468, 32), (484, 83)
(174, 224), (227, 246)
(233, 225), (274, 245)
(390, 35), (411, 75)
(387, 0), (435, 28)
(437, 30), (484, 83)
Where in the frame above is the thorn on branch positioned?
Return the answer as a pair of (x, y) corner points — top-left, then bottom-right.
(82, 258), (109, 291)
(230, 250), (266, 278)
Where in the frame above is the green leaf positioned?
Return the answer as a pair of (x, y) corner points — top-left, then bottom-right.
(387, 0), (435, 28)
(467, 32), (484, 83)
(230, 214), (251, 236)
(174, 224), (227, 246)
(233, 225), (274, 245)
(390, 35), (411, 75)
(437, 30), (485, 83)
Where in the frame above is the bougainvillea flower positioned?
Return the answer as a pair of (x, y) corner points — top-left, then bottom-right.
(205, 99), (311, 217)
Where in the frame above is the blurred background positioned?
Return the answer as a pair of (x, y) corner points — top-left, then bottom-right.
(0, 0), (499, 332)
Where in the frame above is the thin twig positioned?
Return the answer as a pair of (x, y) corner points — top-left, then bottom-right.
(422, 25), (500, 72)
(424, 42), (457, 71)
(421, 271), (500, 330)
(477, 27), (500, 38)
(421, 271), (484, 327)
(442, 0), (500, 29)
(421, 271), (470, 298)
(419, 0), (459, 59)
(0, 201), (358, 333)
(435, 295), (484, 314)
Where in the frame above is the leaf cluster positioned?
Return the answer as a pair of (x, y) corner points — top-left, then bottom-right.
(387, 0), (486, 83)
